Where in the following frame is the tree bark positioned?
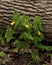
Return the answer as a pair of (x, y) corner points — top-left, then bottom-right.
(0, 0), (52, 42)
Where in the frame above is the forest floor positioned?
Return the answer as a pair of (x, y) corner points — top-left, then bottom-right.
(0, 42), (52, 65)
(0, 52), (52, 65)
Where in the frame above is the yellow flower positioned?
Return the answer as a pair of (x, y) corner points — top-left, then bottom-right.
(10, 22), (15, 26)
(38, 31), (41, 36)
(25, 25), (30, 28)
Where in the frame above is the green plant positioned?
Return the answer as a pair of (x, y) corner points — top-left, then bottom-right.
(43, 64), (46, 65)
(5, 26), (15, 42)
(0, 52), (6, 57)
(27, 61), (34, 65)
(0, 10), (52, 63)
(0, 52), (6, 65)
(31, 49), (41, 63)
(45, 52), (52, 57)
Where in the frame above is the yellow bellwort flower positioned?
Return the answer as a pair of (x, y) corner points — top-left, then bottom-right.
(10, 22), (15, 26)
(25, 25), (30, 29)
(38, 31), (41, 36)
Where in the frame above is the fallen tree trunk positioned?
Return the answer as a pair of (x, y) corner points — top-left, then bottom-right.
(0, 0), (52, 42)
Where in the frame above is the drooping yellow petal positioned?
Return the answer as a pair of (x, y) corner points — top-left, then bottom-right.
(10, 22), (15, 26)
(38, 31), (41, 36)
(25, 25), (30, 28)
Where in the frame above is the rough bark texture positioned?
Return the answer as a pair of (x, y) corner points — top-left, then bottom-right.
(0, 0), (52, 42)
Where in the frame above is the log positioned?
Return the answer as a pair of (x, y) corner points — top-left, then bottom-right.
(0, 0), (52, 42)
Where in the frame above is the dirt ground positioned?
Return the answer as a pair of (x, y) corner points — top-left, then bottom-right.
(0, 52), (51, 65)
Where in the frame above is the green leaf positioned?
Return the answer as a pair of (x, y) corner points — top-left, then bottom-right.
(12, 10), (19, 22)
(34, 16), (41, 25)
(31, 50), (40, 62)
(10, 48), (19, 53)
(22, 42), (28, 49)
(19, 15), (30, 24)
(0, 35), (5, 44)
(5, 26), (15, 42)
(0, 52), (6, 57)
(0, 30), (3, 35)
(33, 16), (41, 33)
(12, 11), (20, 29)
(27, 61), (33, 65)
(14, 21), (20, 29)
(34, 43), (52, 51)
(39, 34), (44, 40)
(19, 32), (34, 40)
(14, 15), (31, 29)
(45, 53), (52, 57)
(14, 40), (22, 48)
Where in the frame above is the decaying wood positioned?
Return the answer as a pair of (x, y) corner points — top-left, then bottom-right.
(0, 0), (52, 42)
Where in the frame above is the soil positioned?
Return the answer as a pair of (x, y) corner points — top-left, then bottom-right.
(0, 41), (52, 65)
(0, 52), (51, 65)
(0, 53), (45, 65)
